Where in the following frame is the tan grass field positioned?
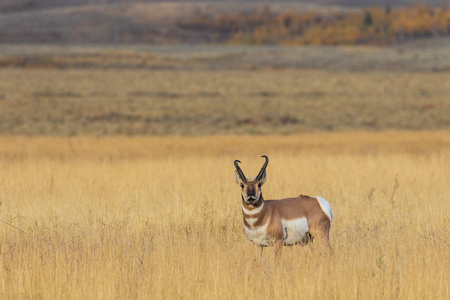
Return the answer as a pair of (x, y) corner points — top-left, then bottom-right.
(0, 132), (448, 299)
(1, 68), (449, 135)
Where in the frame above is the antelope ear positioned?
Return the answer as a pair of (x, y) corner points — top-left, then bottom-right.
(259, 171), (267, 186)
(234, 171), (243, 185)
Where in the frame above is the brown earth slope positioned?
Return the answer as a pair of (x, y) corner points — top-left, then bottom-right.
(1, 1), (447, 44)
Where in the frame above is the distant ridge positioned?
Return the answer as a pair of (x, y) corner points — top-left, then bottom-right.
(0, 1), (448, 44)
(0, 0), (448, 13)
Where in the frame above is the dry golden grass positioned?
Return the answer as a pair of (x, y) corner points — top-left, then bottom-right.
(0, 132), (449, 299)
(0, 68), (449, 135)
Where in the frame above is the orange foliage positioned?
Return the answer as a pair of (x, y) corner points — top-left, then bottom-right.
(178, 4), (450, 45)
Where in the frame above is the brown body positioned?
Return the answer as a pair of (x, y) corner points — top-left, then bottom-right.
(242, 194), (331, 247)
(235, 156), (333, 257)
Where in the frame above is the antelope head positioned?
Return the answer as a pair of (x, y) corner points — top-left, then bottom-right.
(234, 155), (268, 206)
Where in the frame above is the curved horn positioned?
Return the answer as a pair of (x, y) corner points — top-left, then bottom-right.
(234, 159), (247, 181)
(256, 155), (269, 181)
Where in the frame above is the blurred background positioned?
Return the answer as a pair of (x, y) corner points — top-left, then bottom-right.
(0, 0), (449, 135)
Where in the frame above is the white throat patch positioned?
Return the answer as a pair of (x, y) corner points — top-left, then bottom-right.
(242, 202), (264, 215)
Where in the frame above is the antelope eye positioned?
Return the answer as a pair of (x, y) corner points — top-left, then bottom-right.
(240, 184), (244, 189)
(258, 183), (262, 188)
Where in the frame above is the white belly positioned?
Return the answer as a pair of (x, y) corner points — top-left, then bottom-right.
(282, 218), (309, 245)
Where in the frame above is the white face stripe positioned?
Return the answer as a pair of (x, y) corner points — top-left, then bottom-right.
(242, 201), (264, 215)
(256, 189), (261, 201)
(314, 196), (333, 221)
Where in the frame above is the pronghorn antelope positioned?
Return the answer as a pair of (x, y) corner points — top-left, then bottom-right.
(234, 155), (333, 257)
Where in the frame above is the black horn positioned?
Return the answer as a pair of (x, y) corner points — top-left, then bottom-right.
(256, 155), (269, 181)
(234, 159), (247, 181)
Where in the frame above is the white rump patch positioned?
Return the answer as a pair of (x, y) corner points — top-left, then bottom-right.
(282, 218), (309, 245)
(314, 196), (333, 221)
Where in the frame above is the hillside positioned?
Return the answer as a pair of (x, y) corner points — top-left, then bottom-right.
(0, 1), (448, 45)
(0, 1), (449, 13)
(0, 2), (349, 44)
